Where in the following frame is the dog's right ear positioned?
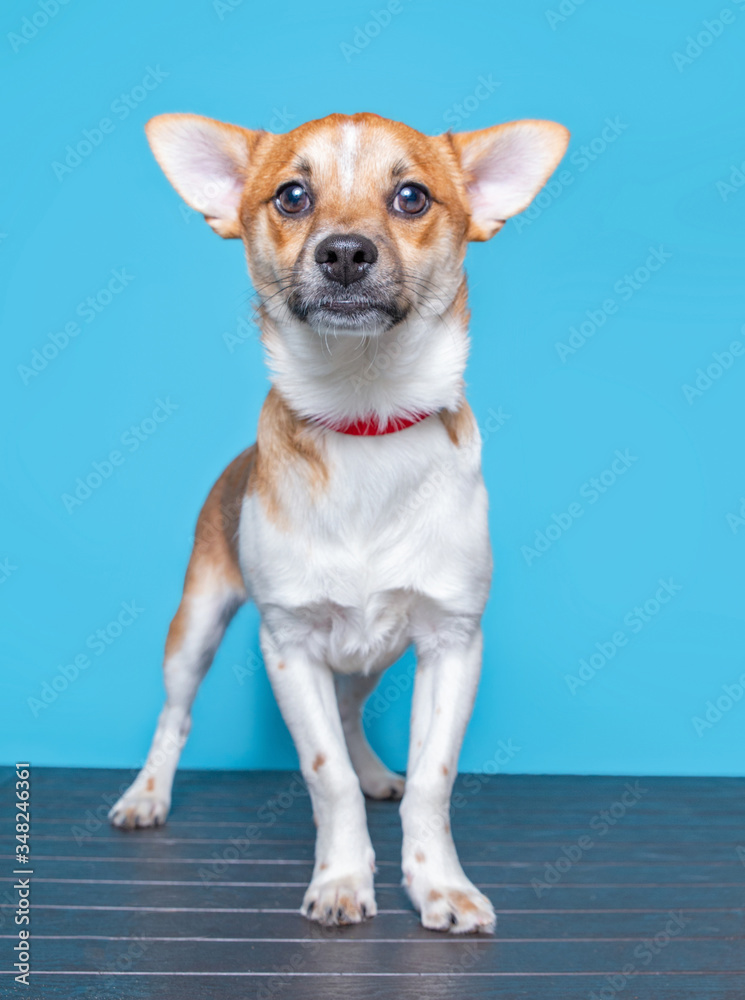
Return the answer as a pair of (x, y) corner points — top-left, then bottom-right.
(145, 114), (260, 238)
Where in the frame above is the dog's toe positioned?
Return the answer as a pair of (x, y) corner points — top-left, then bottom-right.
(417, 884), (496, 934)
(301, 875), (377, 926)
(108, 792), (169, 830)
(358, 768), (405, 801)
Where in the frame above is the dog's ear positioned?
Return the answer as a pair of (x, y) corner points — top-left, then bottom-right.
(450, 120), (570, 241)
(145, 114), (260, 238)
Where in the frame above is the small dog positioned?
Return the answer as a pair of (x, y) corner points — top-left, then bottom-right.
(109, 111), (569, 933)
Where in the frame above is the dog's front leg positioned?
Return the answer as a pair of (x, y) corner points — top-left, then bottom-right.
(401, 626), (496, 933)
(261, 627), (376, 925)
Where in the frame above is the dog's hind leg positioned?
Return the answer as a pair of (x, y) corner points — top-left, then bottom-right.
(109, 448), (254, 829)
(335, 673), (405, 800)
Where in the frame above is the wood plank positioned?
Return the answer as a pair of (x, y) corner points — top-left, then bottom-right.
(17, 767), (745, 796)
(10, 935), (745, 974)
(11, 857), (745, 886)
(17, 839), (744, 862)
(2, 973), (743, 1000)
(12, 769), (745, 813)
(14, 820), (745, 844)
(4, 906), (743, 940)
(18, 786), (745, 818)
(3, 881), (743, 909)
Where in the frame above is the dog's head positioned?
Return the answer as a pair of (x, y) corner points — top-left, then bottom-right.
(146, 111), (568, 335)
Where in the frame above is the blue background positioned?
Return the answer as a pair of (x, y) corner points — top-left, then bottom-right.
(2, 0), (743, 775)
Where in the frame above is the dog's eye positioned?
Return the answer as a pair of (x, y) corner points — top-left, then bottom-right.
(275, 183), (311, 215)
(393, 184), (429, 216)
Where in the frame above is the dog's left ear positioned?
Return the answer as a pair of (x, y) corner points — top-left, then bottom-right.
(450, 120), (570, 241)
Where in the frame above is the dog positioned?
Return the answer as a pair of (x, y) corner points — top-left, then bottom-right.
(108, 110), (569, 933)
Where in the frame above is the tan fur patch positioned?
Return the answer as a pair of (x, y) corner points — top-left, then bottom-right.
(250, 388), (328, 527)
(415, 850), (425, 863)
(312, 753), (326, 772)
(164, 594), (188, 660)
(440, 399), (476, 448)
(319, 862), (328, 871)
(428, 890), (443, 902)
(449, 890), (478, 914)
(441, 764), (449, 776)
(448, 277), (471, 329)
(145, 778), (155, 792)
(165, 446), (254, 658)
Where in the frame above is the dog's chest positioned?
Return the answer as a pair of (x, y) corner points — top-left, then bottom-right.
(286, 590), (414, 674)
(240, 419), (491, 672)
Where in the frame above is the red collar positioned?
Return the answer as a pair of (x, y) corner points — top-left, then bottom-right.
(319, 411), (432, 436)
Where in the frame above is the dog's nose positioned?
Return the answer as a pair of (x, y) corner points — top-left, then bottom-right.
(314, 233), (378, 286)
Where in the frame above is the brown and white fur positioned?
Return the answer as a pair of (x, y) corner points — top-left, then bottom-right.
(108, 111), (569, 933)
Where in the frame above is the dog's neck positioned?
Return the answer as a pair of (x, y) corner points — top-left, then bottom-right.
(259, 288), (470, 426)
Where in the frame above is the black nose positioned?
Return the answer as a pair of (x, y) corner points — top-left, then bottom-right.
(314, 233), (378, 286)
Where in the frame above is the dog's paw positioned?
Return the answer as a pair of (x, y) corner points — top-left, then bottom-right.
(358, 764), (405, 801)
(411, 881), (496, 934)
(108, 789), (170, 830)
(301, 874), (377, 926)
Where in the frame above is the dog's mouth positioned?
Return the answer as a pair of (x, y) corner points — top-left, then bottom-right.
(289, 293), (408, 332)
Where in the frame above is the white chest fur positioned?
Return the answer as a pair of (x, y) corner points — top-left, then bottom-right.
(239, 416), (491, 674)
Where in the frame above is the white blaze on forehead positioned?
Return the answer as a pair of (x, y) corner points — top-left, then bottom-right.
(338, 122), (360, 195)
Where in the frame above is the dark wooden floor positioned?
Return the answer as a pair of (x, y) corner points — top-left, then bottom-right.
(1, 768), (744, 998)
